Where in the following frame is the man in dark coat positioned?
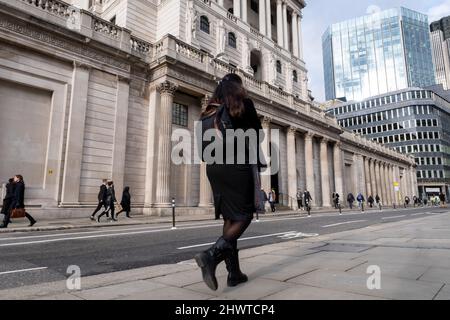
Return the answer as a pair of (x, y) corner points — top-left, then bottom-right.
(116, 186), (131, 218)
(1, 175), (36, 228)
(347, 193), (355, 209)
(97, 181), (117, 222)
(1, 178), (15, 228)
(90, 179), (108, 221)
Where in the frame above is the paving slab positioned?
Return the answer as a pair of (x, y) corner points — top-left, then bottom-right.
(418, 267), (450, 284)
(287, 269), (443, 300)
(71, 280), (168, 300)
(119, 285), (215, 300)
(184, 277), (294, 300)
(262, 285), (385, 300)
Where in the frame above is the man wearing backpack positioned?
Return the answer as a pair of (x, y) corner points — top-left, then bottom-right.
(357, 192), (365, 212)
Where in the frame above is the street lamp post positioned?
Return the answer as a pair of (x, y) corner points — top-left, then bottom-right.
(171, 197), (176, 230)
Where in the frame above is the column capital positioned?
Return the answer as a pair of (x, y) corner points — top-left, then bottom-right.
(287, 126), (297, 135)
(321, 137), (329, 144)
(73, 60), (91, 70)
(305, 131), (315, 140)
(262, 116), (272, 127)
(201, 94), (211, 109)
(157, 81), (178, 96)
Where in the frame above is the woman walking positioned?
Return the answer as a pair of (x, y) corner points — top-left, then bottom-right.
(97, 181), (117, 222)
(116, 186), (131, 218)
(2, 175), (37, 227)
(0, 178), (15, 228)
(195, 74), (263, 291)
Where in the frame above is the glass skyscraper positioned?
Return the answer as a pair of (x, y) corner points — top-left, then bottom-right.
(322, 7), (436, 101)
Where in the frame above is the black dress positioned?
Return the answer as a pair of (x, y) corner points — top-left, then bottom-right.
(204, 99), (262, 222)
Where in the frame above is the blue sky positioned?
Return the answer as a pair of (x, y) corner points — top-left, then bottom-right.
(303, 0), (450, 101)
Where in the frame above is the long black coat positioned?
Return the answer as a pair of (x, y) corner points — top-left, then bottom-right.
(1, 182), (15, 214)
(98, 184), (107, 202)
(105, 186), (116, 207)
(120, 187), (131, 212)
(12, 181), (25, 209)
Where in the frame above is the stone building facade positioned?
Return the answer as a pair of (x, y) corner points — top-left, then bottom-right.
(0, 0), (416, 218)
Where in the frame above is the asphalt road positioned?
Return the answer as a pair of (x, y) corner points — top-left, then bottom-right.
(0, 206), (446, 290)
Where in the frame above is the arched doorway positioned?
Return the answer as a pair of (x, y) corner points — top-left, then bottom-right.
(250, 49), (263, 81)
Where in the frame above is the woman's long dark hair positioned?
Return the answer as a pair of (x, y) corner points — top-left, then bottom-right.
(205, 73), (247, 118)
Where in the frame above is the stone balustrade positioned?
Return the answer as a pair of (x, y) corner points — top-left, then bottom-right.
(92, 16), (120, 39)
(130, 35), (152, 56)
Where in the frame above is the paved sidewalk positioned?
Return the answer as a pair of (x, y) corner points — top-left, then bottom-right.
(0, 206), (385, 233)
(2, 211), (450, 300)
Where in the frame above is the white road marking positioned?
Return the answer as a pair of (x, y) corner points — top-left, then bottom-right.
(177, 231), (297, 250)
(411, 213), (426, 216)
(0, 267), (48, 276)
(381, 215), (406, 220)
(322, 220), (367, 228)
(0, 224), (224, 247)
(278, 232), (319, 239)
(0, 222), (224, 242)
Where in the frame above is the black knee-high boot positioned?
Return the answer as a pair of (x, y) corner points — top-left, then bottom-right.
(224, 240), (248, 287)
(194, 237), (233, 291)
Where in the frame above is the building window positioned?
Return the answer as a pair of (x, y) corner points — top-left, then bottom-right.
(228, 32), (237, 48)
(276, 60), (282, 73)
(172, 103), (188, 127)
(200, 16), (210, 34)
(292, 70), (298, 82)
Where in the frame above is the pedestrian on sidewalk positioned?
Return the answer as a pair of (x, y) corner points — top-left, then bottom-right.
(368, 195), (374, 208)
(375, 194), (382, 210)
(439, 192), (446, 207)
(303, 190), (312, 216)
(413, 195), (418, 207)
(116, 186), (131, 218)
(0, 175), (36, 228)
(268, 189), (276, 213)
(97, 181), (117, 222)
(404, 196), (410, 208)
(195, 74), (262, 291)
(347, 193), (355, 209)
(0, 178), (15, 228)
(333, 192), (340, 209)
(357, 192), (365, 212)
(259, 188), (268, 212)
(90, 179), (108, 221)
(296, 189), (303, 211)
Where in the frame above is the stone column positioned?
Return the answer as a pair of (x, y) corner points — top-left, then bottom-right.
(154, 81), (178, 207)
(364, 157), (372, 197)
(233, 0), (241, 18)
(385, 164), (392, 205)
(380, 163), (388, 206)
(333, 142), (344, 197)
(410, 166), (417, 197)
(375, 160), (382, 201)
(61, 62), (90, 205)
(261, 117), (272, 195)
(370, 159), (378, 197)
(242, 0), (248, 22)
(320, 138), (331, 207)
(259, 0), (266, 35)
(282, 2), (288, 50)
(276, 0), (283, 47)
(287, 127), (298, 209)
(297, 11), (304, 59)
(218, 0), (224, 6)
(199, 95), (213, 207)
(305, 132), (316, 206)
(144, 86), (161, 213)
(291, 12), (299, 57)
(111, 76), (131, 196)
(265, 0), (272, 39)
(382, 162), (391, 205)
(389, 164), (395, 206)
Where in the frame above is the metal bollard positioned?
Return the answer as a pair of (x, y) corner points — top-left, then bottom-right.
(171, 197), (177, 230)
